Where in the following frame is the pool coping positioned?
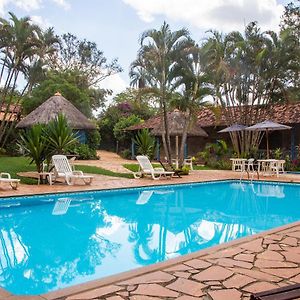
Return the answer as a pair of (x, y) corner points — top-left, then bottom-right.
(1, 178), (300, 299)
(1, 177), (300, 200)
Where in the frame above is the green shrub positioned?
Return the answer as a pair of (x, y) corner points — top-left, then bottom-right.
(120, 149), (131, 159)
(133, 129), (155, 158)
(72, 144), (98, 160)
(87, 130), (101, 150)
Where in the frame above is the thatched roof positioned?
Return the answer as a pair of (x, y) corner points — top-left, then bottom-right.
(16, 92), (96, 130)
(151, 110), (208, 137)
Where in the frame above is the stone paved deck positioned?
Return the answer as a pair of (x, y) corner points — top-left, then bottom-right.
(40, 222), (300, 300)
(1, 167), (300, 300)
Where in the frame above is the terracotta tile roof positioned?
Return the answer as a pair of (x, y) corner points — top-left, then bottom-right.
(128, 103), (300, 130)
(0, 104), (21, 122)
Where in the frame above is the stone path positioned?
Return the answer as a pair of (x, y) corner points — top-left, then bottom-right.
(38, 222), (300, 300)
(72, 150), (133, 173)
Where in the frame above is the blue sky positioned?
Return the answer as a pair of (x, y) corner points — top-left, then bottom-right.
(0, 0), (292, 96)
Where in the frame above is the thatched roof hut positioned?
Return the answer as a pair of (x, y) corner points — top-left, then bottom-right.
(151, 110), (208, 137)
(16, 92), (96, 130)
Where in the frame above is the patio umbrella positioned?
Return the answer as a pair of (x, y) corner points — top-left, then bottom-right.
(245, 120), (292, 159)
(218, 124), (247, 133)
(218, 124), (247, 156)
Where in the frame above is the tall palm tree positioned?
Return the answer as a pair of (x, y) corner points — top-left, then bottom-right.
(171, 43), (211, 166)
(0, 13), (59, 147)
(130, 22), (191, 162)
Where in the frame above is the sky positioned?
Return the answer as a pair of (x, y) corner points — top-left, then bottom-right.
(0, 0), (293, 97)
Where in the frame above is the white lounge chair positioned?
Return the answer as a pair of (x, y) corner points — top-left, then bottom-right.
(51, 155), (93, 185)
(0, 173), (20, 190)
(133, 155), (174, 180)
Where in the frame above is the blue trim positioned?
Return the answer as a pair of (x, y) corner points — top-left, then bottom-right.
(156, 137), (160, 160)
(184, 142), (188, 158)
(131, 140), (135, 159)
(291, 127), (296, 160)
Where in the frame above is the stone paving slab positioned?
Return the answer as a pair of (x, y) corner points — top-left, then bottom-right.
(32, 221), (300, 300)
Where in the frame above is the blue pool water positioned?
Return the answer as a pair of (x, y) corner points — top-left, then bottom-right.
(1, 180), (300, 295)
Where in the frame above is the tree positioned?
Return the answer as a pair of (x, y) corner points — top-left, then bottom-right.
(130, 22), (191, 162)
(22, 70), (107, 117)
(202, 22), (289, 155)
(113, 115), (142, 143)
(48, 33), (122, 87)
(98, 89), (156, 150)
(171, 44), (211, 165)
(0, 12), (59, 147)
(280, 1), (300, 101)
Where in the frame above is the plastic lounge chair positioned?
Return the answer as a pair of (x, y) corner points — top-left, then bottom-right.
(0, 173), (20, 190)
(133, 155), (174, 180)
(52, 198), (72, 215)
(51, 155), (93, 185)
(136, 191), (153, 205)
(159, 161), (181, 178)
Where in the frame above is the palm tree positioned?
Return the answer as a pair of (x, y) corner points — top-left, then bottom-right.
(0, 12), (59, 147)
(130, 22), (191, 162)
(171, 43), (211, 166)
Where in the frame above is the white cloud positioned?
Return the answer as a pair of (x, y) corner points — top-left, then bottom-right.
(51, 0), (70, 10)
(123, 0), (284, 32)
(31, 15), (52, 29)
(0, 0), (70, 15)
(101, 73), (128, 96)
(14, 0), (42, 11)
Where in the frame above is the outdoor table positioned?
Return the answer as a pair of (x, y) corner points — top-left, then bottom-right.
(37, 172), (54, 185)
(257, 159), (279, 177)
(230, 158), (247, 172)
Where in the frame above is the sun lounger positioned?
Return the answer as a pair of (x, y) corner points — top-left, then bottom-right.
(51, 155), (93, 185)
(159, 160), (181, 177)
(0, 173), (20, 190)
(133, 155), (174, 180)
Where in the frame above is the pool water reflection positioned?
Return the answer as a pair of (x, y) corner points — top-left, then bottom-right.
(0, 181), (299, 295)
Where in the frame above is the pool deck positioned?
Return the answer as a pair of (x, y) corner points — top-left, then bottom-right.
(1, 170), (300, 300)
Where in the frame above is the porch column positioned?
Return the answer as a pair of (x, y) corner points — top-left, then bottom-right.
(131, 140), (135, 159)
(184, 142), (188, 158)
(291, 127), (296, 160)
(156, 137), (160, 160)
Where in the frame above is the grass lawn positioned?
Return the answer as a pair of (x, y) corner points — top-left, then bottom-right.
(0, 156), (36, 184)
(123, 163), (212, 172)
(0, 156), (133, 184)
(77, 165), (133, 179)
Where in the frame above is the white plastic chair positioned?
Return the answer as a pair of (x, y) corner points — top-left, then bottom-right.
(133, 156), (174, 180)
(183, 158), (193, 170)
(52, 155), (93, 185)
(0, 173), (20, 190)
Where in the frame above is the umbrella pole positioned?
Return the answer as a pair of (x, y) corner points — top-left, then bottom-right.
(266, 129), (269, 159)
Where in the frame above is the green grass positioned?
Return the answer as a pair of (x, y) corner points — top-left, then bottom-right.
(0, 156), (36, 184)
(77, 165), (133, 179)
(123, 163), (212, 172)
(0, 156), (134, 185)
(123, 163), (161, 172)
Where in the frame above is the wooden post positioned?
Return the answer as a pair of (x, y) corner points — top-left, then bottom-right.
(175, 135), (179, 169)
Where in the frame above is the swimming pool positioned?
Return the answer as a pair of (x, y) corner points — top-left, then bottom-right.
(1, 180), (300, 295)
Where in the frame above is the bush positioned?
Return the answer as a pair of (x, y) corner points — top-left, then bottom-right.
(133, 129), (155, 158)
(72, 144), (98, 160)
(120, 149), (131, 159)
(87, 130), (101, 150)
